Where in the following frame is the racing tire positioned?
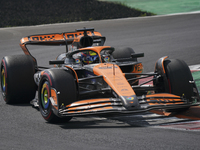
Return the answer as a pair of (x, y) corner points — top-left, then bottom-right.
(112, 47), (140, 86)
(164, 59), (194, 101)
(38, 69), (77, 123)
(1, 55), (37, 104)
(112, 47), (137, 62)
(113, 47), (138, 73)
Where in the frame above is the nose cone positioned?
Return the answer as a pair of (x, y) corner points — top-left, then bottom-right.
(120, 95), (139, 110)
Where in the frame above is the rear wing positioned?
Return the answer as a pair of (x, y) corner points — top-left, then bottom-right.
(19, 28), (106, 62)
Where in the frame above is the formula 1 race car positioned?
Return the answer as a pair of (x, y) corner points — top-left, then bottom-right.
(1, 28), (200, 123)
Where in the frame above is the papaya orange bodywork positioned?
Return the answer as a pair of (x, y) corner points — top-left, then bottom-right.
(66, 98), (110, 107)
(93, 63), (136, 97)
(146, 93), (184, 105)
(131, 63), (143, 73)
(65, 98), (113, 113)
(51, 89), (58, 110)
(20, 31), (101, 45)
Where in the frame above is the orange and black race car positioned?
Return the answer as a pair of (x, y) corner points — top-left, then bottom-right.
(1, 28), (200, 123)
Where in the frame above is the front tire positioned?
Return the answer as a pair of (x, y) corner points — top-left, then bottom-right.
(38, 69), (77, 123)
(164, 59), (194, 101)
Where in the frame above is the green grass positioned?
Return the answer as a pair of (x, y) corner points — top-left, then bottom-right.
(111, 1), (156, 16)
(100, 0), (200, 15)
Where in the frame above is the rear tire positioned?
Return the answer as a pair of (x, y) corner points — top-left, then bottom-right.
(38, 69), (77, 123)
(113, 47), (138, 73)
(1, 55), (37, 104)
(112, 47), (137, 62)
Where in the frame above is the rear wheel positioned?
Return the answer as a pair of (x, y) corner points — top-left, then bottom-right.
(38, 69), (77, 123)
(113, 47), (142, 86)
(112, 47), (137, 62)
(113, 47), (138, 73)
(1, 55), (37, 104)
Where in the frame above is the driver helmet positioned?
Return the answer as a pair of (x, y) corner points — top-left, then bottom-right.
(81, 51), (98, 64)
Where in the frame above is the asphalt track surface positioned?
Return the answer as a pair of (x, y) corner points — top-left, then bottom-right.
(1, 13), (200, 150)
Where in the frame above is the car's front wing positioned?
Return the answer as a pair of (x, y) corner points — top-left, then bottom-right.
(58, 93), (199, 117)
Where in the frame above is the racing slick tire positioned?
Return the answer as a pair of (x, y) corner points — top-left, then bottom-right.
(163, 59), (194, 112)
(164, 59), (194, 100)
(1, 55), (37, 104)
(113, 47), (141, 86)
(112, 47), (138, 73)
(112, 47), (137, 62)
(38, 69), (77, 123)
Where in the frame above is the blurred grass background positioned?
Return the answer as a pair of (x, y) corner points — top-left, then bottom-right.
(100, 0), (200, 15)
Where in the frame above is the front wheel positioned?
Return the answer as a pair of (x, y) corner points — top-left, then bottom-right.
(38, 69), (77, 123)
(164, 59), (194, 101)
(154, 58), (194, 112)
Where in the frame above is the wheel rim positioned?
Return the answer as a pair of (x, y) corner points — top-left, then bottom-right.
(1, 67), (6, 92)
(41, 81), (50, 109)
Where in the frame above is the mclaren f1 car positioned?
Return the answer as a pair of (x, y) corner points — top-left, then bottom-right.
(1, 28), (200, 123)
